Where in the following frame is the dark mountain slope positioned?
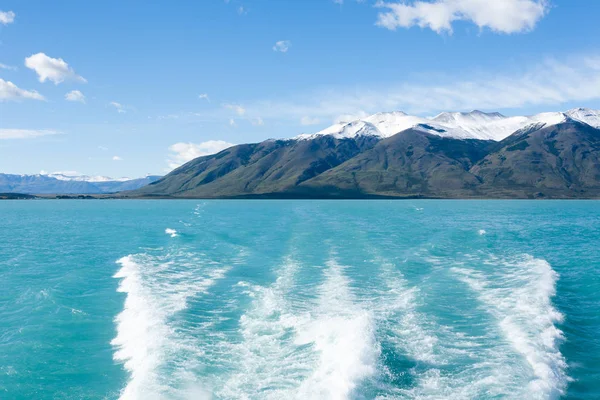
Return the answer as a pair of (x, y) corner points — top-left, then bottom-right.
(471, 121), (600, 198)
(131, 135), (379, 197)
(94, 176), (162, 193)
(297, 129), (494, 197)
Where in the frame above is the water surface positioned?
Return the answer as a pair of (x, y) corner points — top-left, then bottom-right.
(1, 200), (599, 399)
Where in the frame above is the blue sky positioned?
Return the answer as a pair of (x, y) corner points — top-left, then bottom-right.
(1, 0), (600, 177)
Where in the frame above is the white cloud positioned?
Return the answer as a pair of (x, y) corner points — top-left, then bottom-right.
(65, 90), (86, 103)
(0, 11), (15, 25)
(0, 79), (45, 101)
(238, 6), (247, 15)
(375, 0), (549, 34)
(157, 114), (179, 120)
(167, 141), (235, 170)
(112, 156), (123, 161)
(0, 129), (61, 140)
(223, 103), (246, 116)
(229, 118), (237, 126)
(0, 63), (17, 71)
(24, 53), (87, 85)
(110, 101), (127, 113)
(98, 146), (108, 151)
(273, 40), (291, 53)
(198, 93), (210, 102)
(300, 116), (321, 125)
(251, 117), (265, 126)
(229, 54), (600, 120)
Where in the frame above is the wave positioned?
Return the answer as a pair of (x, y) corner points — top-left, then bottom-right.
(165, 228), (178, 237)
(371, 256), (441, 366)
(112, 251), (230, 400)
(452, 255), (568, 399)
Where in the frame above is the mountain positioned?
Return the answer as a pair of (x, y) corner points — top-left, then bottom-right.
(471, 120), (600, 198)
(132, 135), (379, 197)
(119, 107), (600, 199)
(42, 172), (133, 183)
(297, 129), (494, 198)
(0, 174), (161, 194)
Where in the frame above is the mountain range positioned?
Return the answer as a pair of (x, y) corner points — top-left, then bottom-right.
(0, 173), (161, 194)
(123, 107), (600, 199)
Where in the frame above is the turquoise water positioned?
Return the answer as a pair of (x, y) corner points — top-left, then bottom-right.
(1, 200), (599, 400)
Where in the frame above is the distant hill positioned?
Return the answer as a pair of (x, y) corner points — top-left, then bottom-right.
(0, 174), (161, 194)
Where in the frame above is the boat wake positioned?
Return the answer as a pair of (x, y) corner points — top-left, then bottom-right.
(215, 256), (379, 400)
(112, 250), (232, 400)
(111, 233), (567, 400)
(452, 255), (568, 399)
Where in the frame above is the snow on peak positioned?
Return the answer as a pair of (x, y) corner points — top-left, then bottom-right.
(296, 120), (380, 140)
(363, 112), (428, 137)
(432, 110), (505, 124)
(566, 107), (600, 128)
(42, 171), (132, 182)
(294, 107), (600, 142)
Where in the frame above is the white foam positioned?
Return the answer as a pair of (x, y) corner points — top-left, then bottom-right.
(165, 228), (178, 237)
(478, 229), (487, 235)
(295, 260), (380, 399)
(112, 252), (230, 400)
(216, 257), (379, 399)
(452, 256), (568, 399)
(370, 256), (441, 365)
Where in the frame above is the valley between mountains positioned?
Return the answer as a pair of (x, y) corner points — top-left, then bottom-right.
(127, 108), (600, 199)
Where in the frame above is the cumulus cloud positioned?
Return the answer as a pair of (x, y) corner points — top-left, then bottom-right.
(273, 40), (291, 53)
(375, 0), (549, 34)
(229, 54), (600, 121)
(0, 129), (61, 140)
(229, 118), (237, 126)
(0, 11), (15, 25)
(223, 103), (246, 116)
(24, 53), (87, 85)
(65, 90), (86, 103)
(167, 141), (235, 170)
(112, 155), (123, 161)
(198, 93), (210, 102)
(300, 116), (321, 125)
(0, 79), (45, 101)
(110, 101), (127, 113)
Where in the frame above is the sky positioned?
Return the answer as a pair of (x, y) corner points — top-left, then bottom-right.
(1, 0), (600, 178)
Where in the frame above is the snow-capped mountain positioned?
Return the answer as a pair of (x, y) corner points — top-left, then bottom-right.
(295, 108), (600, 142)
(0, 173), (162, 194)
(42, 171), (132, 182)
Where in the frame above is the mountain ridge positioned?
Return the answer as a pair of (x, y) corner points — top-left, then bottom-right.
(295, 107), (600, 142)
(125, 112), (600, 199)
(0, 174), (162, 194)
